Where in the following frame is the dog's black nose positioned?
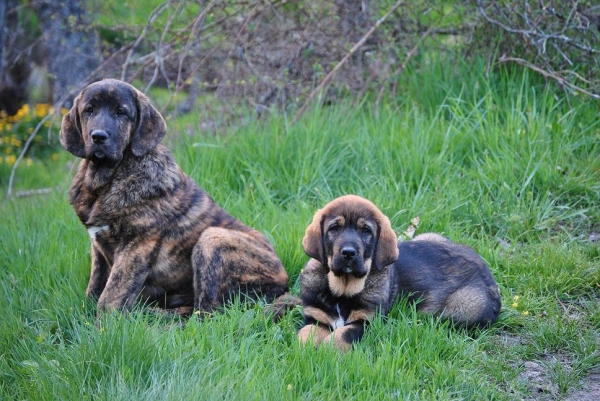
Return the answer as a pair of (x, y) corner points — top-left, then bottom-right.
(341, 247), (356, 260)
(91, 130), (109, 144)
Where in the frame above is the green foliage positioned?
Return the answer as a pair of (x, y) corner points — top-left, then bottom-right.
(1, 60), (599, 399)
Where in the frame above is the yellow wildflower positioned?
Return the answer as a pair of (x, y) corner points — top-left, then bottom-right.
(25, 158), (34, 166)
(521, 310), (529, 316)
(513, 295), (519, 302)
(34, 103), (51, 118)
(5, 155), (16, 165)
(512, 302), (519, 308)
(51, 153), (59, 161)
(16, 104), (30, 119)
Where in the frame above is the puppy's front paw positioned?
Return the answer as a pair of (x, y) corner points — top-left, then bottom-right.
(298, 324), (331, 346)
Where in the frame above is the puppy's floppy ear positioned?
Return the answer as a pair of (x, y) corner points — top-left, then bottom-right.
(302, 209), (327, 266)
(373, 214), (399, 270)
(60, 95), (86, 158)
(130, 90), (166, 157)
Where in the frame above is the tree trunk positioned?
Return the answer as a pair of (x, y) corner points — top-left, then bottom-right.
(33, 0), (101, 105)
(0, 0), (27, 115)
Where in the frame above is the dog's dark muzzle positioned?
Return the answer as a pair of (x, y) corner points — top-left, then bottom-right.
(332, 245), (367, 277)
(91, 130), (109, 145)
(86, 128), (120, 164)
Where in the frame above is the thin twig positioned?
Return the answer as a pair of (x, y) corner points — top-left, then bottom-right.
(145, 0), (183, 93)
(291, 1), (405, 125)
(175, 0), (215, 91)
(121, 1), (171, 81)
(498, 56), (600, 99)
(7, 113), (54, 197)
(475, 0), (536, 36)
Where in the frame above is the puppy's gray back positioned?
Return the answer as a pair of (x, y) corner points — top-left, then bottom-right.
(389, 239), (501, 328)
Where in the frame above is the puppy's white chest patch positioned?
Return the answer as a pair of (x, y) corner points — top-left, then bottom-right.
(87, 225), (109, 240)
(332, 303), (346, 330)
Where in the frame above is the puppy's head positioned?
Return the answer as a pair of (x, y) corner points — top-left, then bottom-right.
(303, 195), (399, 297)
(60, 79), (166, 165)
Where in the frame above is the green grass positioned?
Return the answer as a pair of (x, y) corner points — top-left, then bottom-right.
(1, 61), (599, 400)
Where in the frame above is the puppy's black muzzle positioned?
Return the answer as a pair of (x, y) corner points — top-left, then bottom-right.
(341, 246), (356, 260)
(332, 244), (366, 278)
(87, 125), (118, 164)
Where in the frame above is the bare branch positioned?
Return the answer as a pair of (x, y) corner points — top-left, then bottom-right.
(121, 1), (171, 81)
(498, 56), (600, 99)
(292, 1), (406, 125)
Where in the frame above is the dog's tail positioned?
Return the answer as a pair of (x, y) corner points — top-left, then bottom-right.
(265, 292), (302, 322)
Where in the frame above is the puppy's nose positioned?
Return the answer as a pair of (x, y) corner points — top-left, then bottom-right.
(341, 247), (356, 260)
(91, 130), (109, 144)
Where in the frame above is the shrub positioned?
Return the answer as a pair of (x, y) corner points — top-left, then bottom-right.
(0, 103), (65, 168)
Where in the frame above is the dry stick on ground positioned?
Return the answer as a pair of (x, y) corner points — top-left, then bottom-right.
(291, 1), (405, 125)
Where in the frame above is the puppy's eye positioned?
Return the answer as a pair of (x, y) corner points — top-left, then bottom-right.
(362, 226), (373, 235)
(84, 105), (93, 114)
(328, 223), (340, 232)
(116, 108), (127, 116)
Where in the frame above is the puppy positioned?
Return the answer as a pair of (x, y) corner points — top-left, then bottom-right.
(298, 195), (501, 351)
(60, 78), (291, 315)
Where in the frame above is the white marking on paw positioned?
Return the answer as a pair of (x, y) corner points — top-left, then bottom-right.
(87, 225), (109, 240)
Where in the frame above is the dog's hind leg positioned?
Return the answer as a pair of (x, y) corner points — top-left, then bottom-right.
(441, 286), (499, 328)
(192, 227), (289, 312)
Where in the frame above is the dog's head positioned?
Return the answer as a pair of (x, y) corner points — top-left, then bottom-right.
(302, 195), (399, 297)
(60, 79), (166, 165)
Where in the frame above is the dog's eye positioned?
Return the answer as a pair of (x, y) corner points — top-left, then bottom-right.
(328, 223), (340, 232)
(84, 105), (93, 114)
(116, 108), (127, 116)
(362, 226), (373, 235)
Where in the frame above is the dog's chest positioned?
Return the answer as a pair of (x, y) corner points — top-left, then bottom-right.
(86, 223), (119, 262)
(332, 303), (346, 330)
(87, 225), (109, 240)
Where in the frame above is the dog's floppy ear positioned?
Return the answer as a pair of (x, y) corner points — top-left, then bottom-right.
(130, 90), (167, 157)
(60, 95), (86, 158)
(373, 214), (399, 270)
(302, 209), (327, 266)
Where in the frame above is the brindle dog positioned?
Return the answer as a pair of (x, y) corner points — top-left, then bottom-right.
(60, 79), (291, 315)
(298, 195), (501, 351)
